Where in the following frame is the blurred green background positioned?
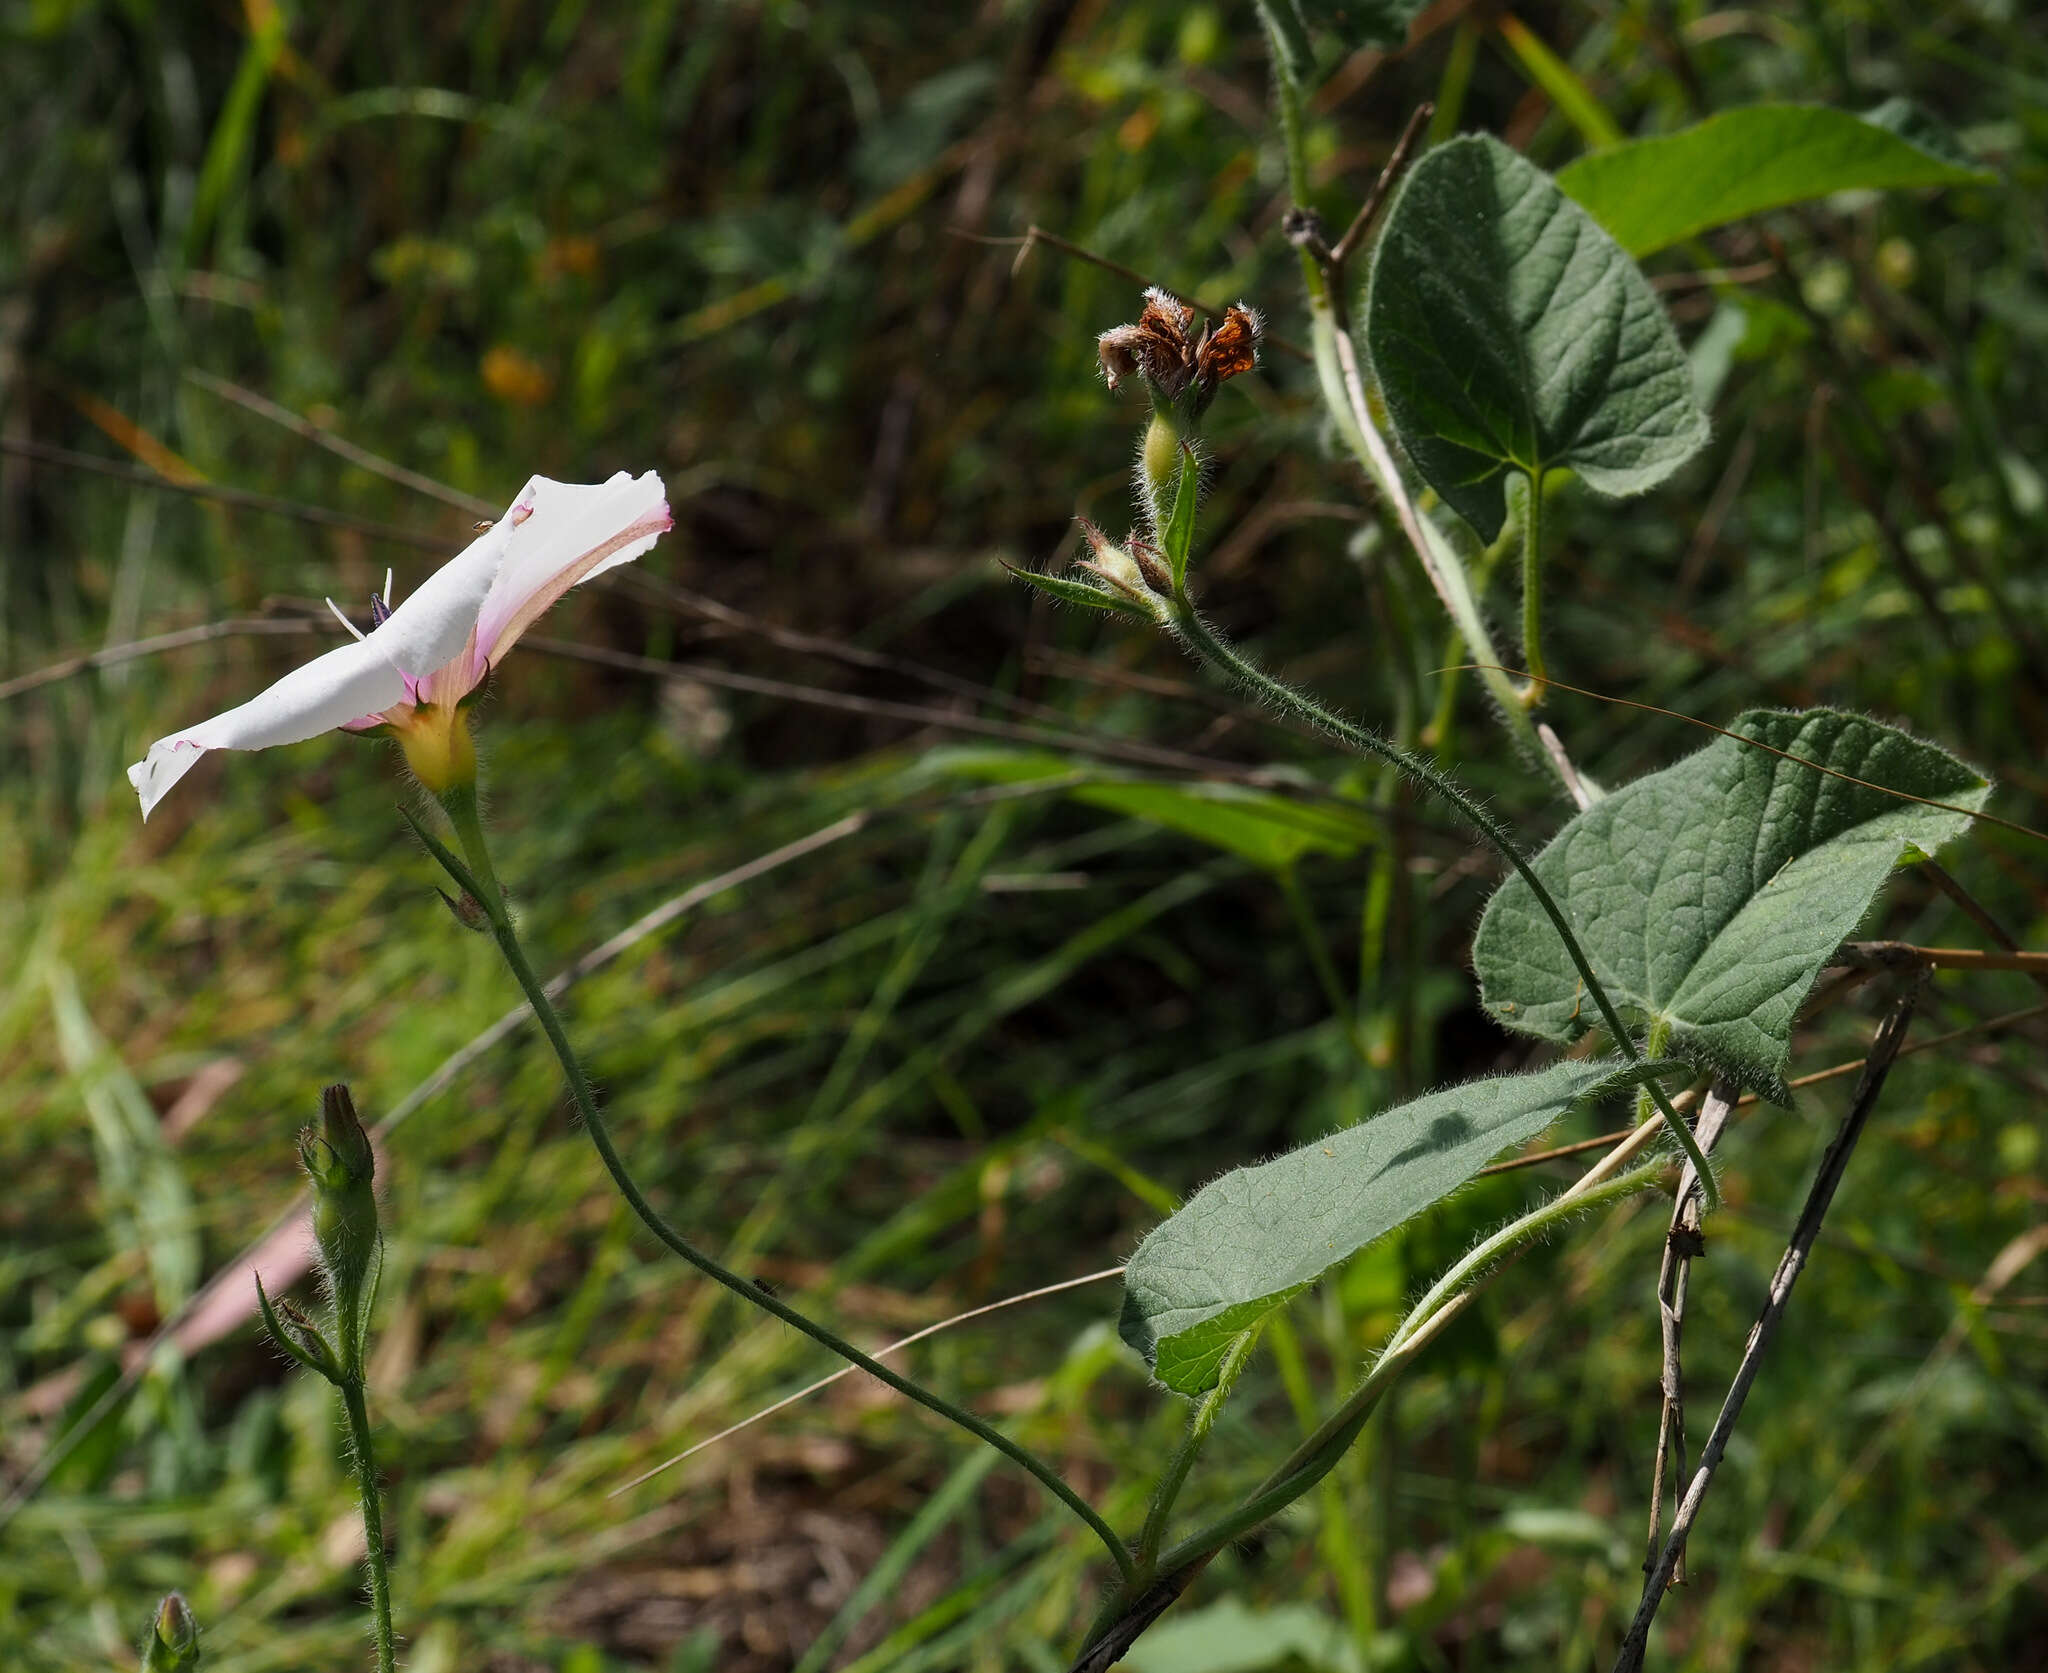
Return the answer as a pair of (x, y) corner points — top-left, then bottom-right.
(4, 1), (2047, 1668)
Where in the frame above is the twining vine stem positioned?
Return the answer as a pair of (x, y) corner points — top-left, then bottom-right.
(1070, 52), (1717, 1652)
(1644, 1083), (1737, 1581)
(407, 795), (1137, 1588)
(1265, 77), (1558, 774)
(1163, 604), (1720, 1206)
(1612, 975), (1926, 1672)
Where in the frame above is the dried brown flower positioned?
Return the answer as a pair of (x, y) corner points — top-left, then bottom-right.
(1098, 288), (1261, 406)
(1195, 305), (1260, 385)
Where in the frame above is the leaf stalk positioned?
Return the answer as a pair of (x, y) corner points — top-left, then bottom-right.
(1520, 469), (1549, 705)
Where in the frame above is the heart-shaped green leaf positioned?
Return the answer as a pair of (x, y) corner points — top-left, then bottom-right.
(1364, 133), (1709, 542)
(1557, 101), (1994, 260)
(1120, 1057), (1671, 1393)
(1472, 709), (1990, 1101)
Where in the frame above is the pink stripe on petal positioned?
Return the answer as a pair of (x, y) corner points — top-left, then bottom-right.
(470, 473), (671, 674)
(128, 469), (670, 819)
(421, 627), (482, 709)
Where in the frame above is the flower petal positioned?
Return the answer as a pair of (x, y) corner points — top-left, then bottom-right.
(362, 513), (520, 679)
(127, 471), (668, 818)
(127, 636), (408, 819)
(470, 472), (671, 677)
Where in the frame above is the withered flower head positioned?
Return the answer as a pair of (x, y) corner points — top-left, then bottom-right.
(1099, 288), (1197, 397)
(1098, 288), (1262, 407)
(1195, 303), (1261, 386)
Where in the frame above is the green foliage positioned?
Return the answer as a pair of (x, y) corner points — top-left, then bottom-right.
(1119, 1058), (1669, 1393)
(1364, 134), (1708, 542)
(1123, 1596), (1378, 1672)
(5, 0), (2048, 1667)
(933, 747), (1379, 870)
(1162, 445), (1202, 590)
(1558, 101), (1994, 258)
(1474, 710), (1989, 1097)
(45, 961), (198, 1315)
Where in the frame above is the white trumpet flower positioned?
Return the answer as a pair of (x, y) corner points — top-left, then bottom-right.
(128, 472), (671, 818)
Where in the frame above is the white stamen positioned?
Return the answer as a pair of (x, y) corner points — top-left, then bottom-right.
(324, 597), (368, 642)
(383, 568), (395, 606)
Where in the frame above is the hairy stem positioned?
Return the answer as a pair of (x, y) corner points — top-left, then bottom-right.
(341, 1379), (396, 1673)
(1252, 4), (1326, 306)
(1258, 75), (1556, 777)
(1635, 1017), (1675, 1126)
(1304, 307), (1543, 756)
(1520, 470), (1549, 704)
(406, 804), (1135, 1585)
(1136, 1326), (1261, 1574)
(1272, 60), (1312, 213)
(1389, 1160), (1664, 1359)
(1164, 606), (1719, 1206)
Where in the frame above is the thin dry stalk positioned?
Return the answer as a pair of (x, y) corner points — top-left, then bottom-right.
(1642, 1083), (1738, 1583)
(1613, 976), (1927, 1672)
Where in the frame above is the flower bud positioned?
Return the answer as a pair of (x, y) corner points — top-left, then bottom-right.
(1141, 411), (1181, 504)
(255, 1273), (343, 1383)
(141, 1591), (200, 1670)
(434, 886), (492, 933)
(302, 1085), (374, 1200)
(1072, 518), (1167, 618)
(301, 1085), (380, 1368)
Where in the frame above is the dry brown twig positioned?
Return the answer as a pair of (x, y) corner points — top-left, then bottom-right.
(1612, 973), (1929, 1672)
(1642, 1083), (1738, 1585)
(0, 435), (448, 550)
(184, 369), (496, 516)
